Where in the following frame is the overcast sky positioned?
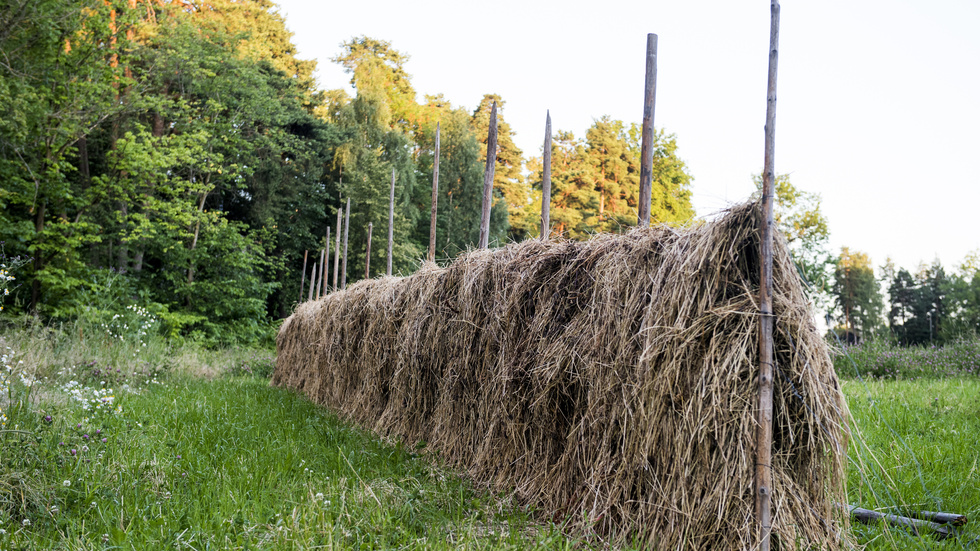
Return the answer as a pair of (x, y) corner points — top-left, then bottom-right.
(274, 0), (980, 274)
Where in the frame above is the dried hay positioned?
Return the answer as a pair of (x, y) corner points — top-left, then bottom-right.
(272, 202), (850, 549)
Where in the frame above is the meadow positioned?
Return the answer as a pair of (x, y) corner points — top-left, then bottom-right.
(0, 318), (977, 549)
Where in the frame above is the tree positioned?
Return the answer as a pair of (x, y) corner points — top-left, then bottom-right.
(414, 104), (505, 258)
(333, 94), (422, 279)
(471, 94), (528, 242)
(528, 121), (694, 240)
(943, 251), (980, 340)
(332, 36), (418, 135)
(885, 260), (950, 346)
(831, 248), (883, 340)
(0, 0), (129, 312)
(753, 174), (832, 306)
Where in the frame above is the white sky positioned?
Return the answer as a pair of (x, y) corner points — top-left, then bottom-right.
(275, 0), (980, 275)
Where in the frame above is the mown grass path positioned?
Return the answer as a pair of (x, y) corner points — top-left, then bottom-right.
(1, 376), (570, 550)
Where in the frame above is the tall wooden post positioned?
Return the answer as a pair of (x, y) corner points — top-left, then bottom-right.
(341, 198), (350, 290)
(315, 248), (324, 298)
(333, 206), (341, 291)
(321, 226), (330, 297)
(307, 263), (316, 302)
(299, 249), (308, 302)
(428, 122), (440, 262)
(478, 102), (498, 249)
(388, 169), (395, 276)
(541, 111), (552, 240)
(638, 33), (658, 228)
(365, 222), (373, 279)
(755, 3), (780, 550)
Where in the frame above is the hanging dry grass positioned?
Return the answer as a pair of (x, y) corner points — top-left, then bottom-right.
(272, 202), (850, 549)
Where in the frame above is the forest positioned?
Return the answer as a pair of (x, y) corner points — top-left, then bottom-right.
(1, 0), (978, 346)
(0, 0), (694, 344)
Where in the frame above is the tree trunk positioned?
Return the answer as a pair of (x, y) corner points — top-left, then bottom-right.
(30, 202), (45, 312)
(186, 188), (209, 293)
(116, 200), (129, 273)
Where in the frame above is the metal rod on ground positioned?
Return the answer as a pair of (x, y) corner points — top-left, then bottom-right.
(315, 248), (324, 298)
(637, 33), (658, 228)
(428, 122), (440, 262)
(388, 168), (395, 276)
(299, 250), (308, 302)
(365, 222), (373, 279)
(541, 110), (552, 240)
(333, 205), (341, 291)
(341, 198), (350, 290)
(307, 263), (316, 302)
(321, 227), (330, 297)
(478, 102), (498, 249)
(755, 3), (780, 551)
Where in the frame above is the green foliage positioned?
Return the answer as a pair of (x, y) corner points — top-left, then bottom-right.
(414, 103), (507, 259)
(471, 95), (532, 242)
(832, 338), (980, 379)
(832, 247), (884, 340)
(753, 174), (833, 305)
(1, 10), (703, 340)
(530, 123), (694, 240)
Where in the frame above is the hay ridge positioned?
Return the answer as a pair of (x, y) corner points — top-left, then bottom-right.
(272, 202), (850, 549)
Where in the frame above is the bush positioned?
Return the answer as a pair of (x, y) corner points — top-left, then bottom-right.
(832, 338), (980, 379)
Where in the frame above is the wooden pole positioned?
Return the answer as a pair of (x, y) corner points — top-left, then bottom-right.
(321, 226), (330, 297)
(478, 102), (498, 249)
(315, 248), (324, 298)
(299, 249), (308, 302)
(541, 110), (552, 240)
(428, 122), (440, 262)
(333, 206), (341, 291)
(365, 222), (373, 279)
(755, 3), (780, 551)
(637, 33), (658, 228)
(341, 198), (350, 290)
(307, 263), (316, 302)
(848, 506), (958, 539)
(388, 168), (395, 276)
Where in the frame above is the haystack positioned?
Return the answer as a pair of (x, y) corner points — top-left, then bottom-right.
(272, 202), (850, 549)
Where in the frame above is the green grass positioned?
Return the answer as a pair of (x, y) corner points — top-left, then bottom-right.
(0, 324), (572, 550)
(839, 344), (980, 549)
(2, 322), (979, 550)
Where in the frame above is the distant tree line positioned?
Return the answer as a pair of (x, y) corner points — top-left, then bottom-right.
(0, 0), (695, 343)
(758, 177), (980, 347)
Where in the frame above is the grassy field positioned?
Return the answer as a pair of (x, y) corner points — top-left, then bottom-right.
(835, 341), (980, 550)
(1, 321), (978, 549)
(0, 322), (572, 550)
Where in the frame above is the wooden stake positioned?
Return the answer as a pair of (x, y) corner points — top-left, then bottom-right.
(755, 3), (780, 551)
(315, 248), (324, 298)
(321, 226), (330, 297)
(638, 33), (658, 228)
(541, 111), (552, 240)
(388, 168), (395, 276)
(428, 122), (440, 262)
(307, 263), (316, 302)
(478, 102), (498, 249)
(848, 506), (958, 539)
(365, 222), (373, 279)
(333, 206), (341, 291)
(299, 249), (308, 302)
(341, 198), (350, 290)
